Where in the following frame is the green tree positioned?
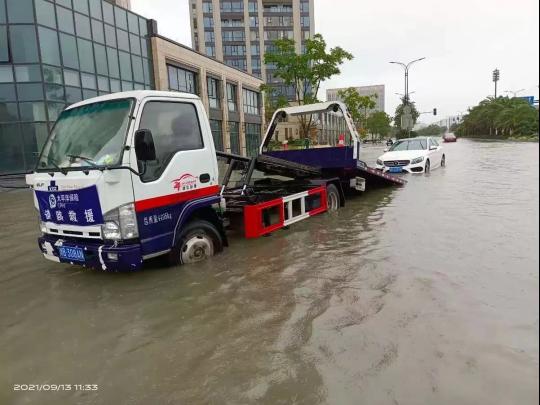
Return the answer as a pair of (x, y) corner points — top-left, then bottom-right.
(366, 111), (392, 141)
(456, 97), (538, 139)
(416, 124), (446, 136)
(264, 34), (353, 137)
(394, 98), (420, 138)
(337, 88), (377, 130)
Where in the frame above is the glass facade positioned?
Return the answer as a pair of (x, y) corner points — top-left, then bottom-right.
(244, 122), (260, 157)
(243, 88), (260, 115)
(0, 0), (154, 173)
(209, 119), (223, 151)
(167, 64), (198, 94)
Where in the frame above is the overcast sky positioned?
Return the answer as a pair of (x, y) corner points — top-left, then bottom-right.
(131, 0), (539, 124)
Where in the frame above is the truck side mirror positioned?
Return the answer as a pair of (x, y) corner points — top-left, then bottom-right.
(134, 129), (156, 161)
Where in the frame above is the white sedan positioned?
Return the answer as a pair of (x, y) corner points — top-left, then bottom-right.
(375, 137), (445, 174)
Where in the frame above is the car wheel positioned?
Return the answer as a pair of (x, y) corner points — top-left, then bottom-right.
(169, 220), (223, 265)
(326, 184), (340, 212)
(424, 159), (431, 173)
(441, 154), (446, 167)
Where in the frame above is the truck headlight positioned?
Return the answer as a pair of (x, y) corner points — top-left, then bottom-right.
(376, 159), (383, 166)
(102, 203), (139, 240)
(411, 156), (424, 164)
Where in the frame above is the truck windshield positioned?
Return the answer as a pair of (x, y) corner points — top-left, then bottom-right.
(37, 98), (133, 171)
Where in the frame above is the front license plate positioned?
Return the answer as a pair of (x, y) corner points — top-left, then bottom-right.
(58, 246), (85, 262)
(389, 167), (403, 173)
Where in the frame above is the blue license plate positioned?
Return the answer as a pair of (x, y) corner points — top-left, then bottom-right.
(58, 246), (85, 262)
(389, 167), (403, 173)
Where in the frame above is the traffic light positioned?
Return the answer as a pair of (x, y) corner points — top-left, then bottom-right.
(433, 108), (437, 115)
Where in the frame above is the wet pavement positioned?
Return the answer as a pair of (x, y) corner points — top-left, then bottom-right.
(1, 139), (538, 405)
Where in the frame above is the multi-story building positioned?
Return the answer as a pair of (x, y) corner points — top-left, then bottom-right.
(0, 0), (263, 174)
(326, 85), (386, 114)
(189, 0), (315, 100)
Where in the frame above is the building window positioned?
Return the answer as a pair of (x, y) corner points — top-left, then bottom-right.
(225, 58), (247, 71)
(263, 4), (292, 13)
(301, 16), (310, 27)
(300, 1), (310, 12)
(243, 88), (260, 115)
(226, 83), (237, 112)
(251, 57), (260, 70)
(205, 46), (215, 57)
(168, 64), (198, 94)
(223, 45), (246, 56)
(245, 123), (261, 157)
(222, 30), (244, 41)
(221, 1), (244, 12)
(203, 17), (214, 27)
(302, 30), (310, 40)
(250, 30), (259, 41)
(249, 16), (258, 27)
(209, 119), (223, 151)
(204, 31), (215, 42)
(221, 19), (243, 27)
(264, 30), (293, 41)
(228, 121), (240, 154)
(248, 2), (257, 12)
(207, 76), (220, 109)
(251, 44), (259, 55)
(202, 1), (213, 13)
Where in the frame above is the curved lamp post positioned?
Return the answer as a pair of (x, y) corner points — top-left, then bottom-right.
(389, 57), (426, 105)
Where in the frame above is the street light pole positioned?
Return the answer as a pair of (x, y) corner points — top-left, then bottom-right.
(390, 57), (426, 138)
(390, 57), (426, 104)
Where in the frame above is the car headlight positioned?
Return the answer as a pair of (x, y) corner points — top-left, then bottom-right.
(102, 203), (139, 240)
(376, 158), (383, 165)
(411, 156), (424, 164)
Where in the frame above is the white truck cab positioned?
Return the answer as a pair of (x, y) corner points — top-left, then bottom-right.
(26, 91), (225, 271)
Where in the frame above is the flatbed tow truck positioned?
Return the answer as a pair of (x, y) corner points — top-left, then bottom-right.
(25, 91), (404, 271)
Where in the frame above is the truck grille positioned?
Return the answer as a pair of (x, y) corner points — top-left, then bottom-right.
(384, 160), (410, 167)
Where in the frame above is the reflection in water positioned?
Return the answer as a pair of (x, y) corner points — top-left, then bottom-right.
(0, 139), (538, 405)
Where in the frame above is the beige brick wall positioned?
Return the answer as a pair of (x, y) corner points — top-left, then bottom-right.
(151, 36), (265, 156)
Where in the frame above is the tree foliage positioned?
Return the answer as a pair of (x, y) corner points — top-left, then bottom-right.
(264, 33), (353, 106)
(336, 88), (377, 129)
(366, 111), (392, 139)
(264, 34), (353, 137)
(456, 97), (539, 138)
(416, 124), (446, 136)
(393, 98), (420, 138)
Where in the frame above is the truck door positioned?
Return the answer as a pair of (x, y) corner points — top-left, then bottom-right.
(130, 97), (220, 256)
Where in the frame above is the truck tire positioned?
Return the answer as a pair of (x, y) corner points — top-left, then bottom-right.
(169, 220), (223, 265)
(326, 184), (340, 212)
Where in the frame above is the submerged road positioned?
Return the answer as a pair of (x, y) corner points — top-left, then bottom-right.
(1, 139), (538, 404)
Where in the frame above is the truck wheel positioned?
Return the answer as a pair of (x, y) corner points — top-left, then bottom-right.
(326, 184), (340, 212)
(169, 220), (223, 265)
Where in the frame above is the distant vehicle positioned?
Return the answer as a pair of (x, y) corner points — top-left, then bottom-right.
(375, 137), (445, 173)
(443, 133), (457, 142)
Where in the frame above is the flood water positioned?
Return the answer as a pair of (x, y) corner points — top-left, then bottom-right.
(1, 139), (538, 405)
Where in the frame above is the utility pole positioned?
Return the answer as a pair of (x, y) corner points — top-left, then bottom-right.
(492, 68), (500, 98)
